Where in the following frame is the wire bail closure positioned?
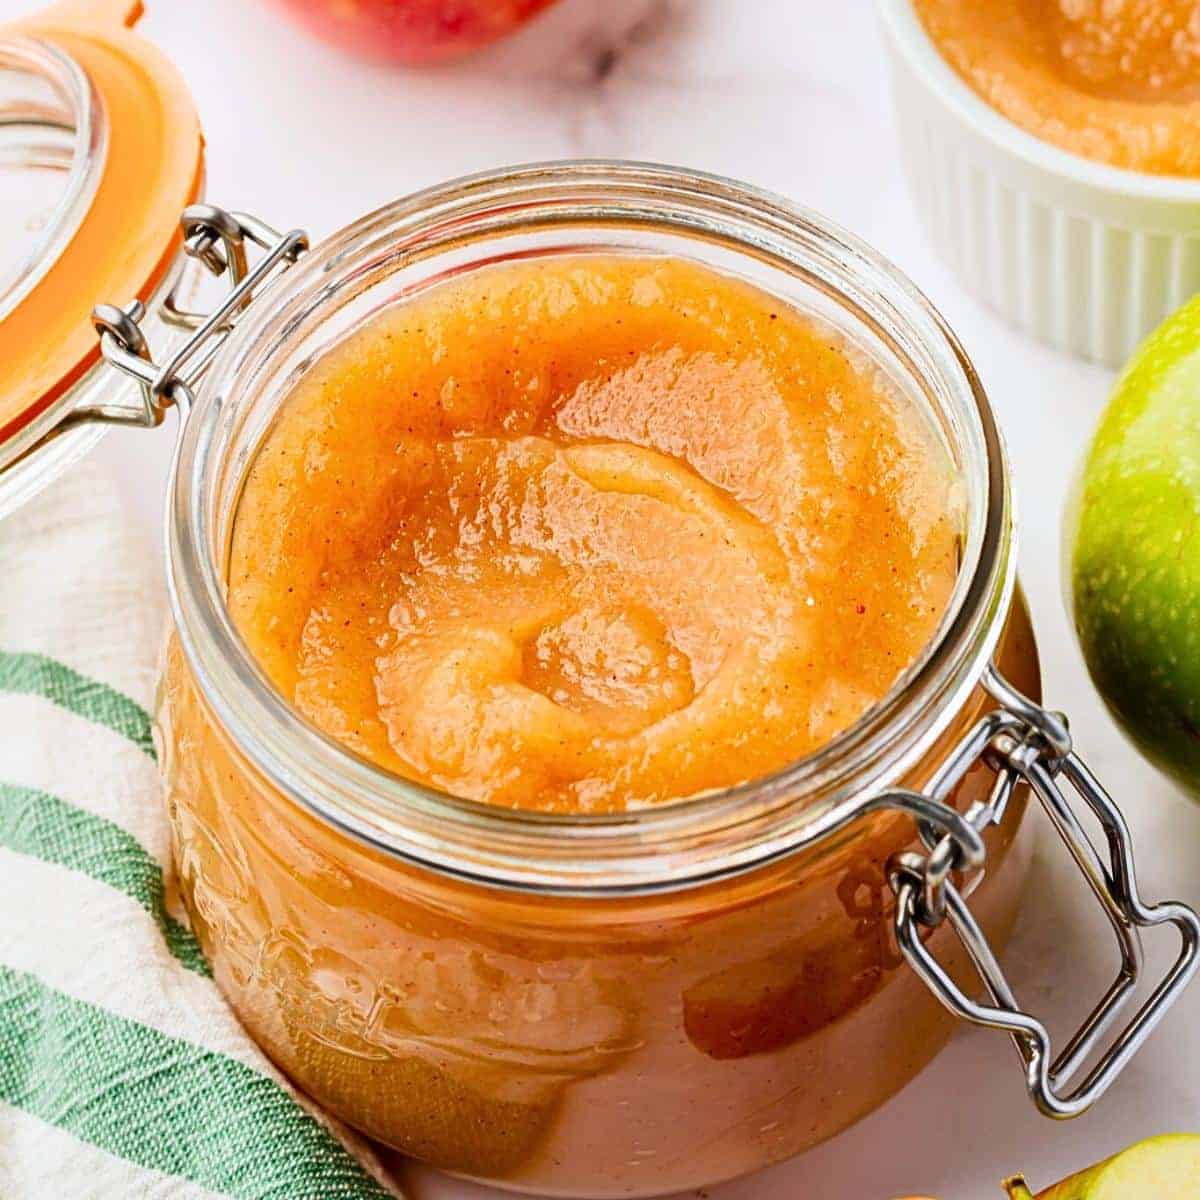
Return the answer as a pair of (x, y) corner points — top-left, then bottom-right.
(882, 666), (1200, 1118)
(87, 205), (309, 430)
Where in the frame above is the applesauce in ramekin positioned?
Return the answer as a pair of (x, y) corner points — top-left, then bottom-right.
(158, 164), (1038, 1196)
(912, 0), (1200, 177)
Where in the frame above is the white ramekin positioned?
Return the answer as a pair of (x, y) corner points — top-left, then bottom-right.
(879, 0), (1200, 369)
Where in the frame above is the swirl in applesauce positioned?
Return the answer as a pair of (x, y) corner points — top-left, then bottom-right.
(228, 256), (961, 812)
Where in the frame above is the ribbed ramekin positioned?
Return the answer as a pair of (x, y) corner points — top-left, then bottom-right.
(879, 0), (1200, 369)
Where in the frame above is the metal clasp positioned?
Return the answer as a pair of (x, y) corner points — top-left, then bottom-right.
(84, 205), (309, 429)
(881, 666), (1200, 1118)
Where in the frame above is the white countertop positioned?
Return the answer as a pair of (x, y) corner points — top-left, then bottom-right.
(10, 0), (1200, 1195)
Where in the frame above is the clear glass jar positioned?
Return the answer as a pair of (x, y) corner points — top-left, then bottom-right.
(157, 163), (1037, 1196)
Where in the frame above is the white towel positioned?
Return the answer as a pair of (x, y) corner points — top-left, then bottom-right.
(0, 461), (403, 1200)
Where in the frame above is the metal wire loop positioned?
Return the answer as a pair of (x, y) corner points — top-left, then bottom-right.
(883, 667), (1200, 1117)
(84, 205), (310, 431)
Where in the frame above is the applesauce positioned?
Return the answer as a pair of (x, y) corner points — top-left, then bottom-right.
(159, 165), (1039, 1196)
(227, 256), (962, 812)
(163, 614), (1035, 1193)
(913, 0), (1200, 176)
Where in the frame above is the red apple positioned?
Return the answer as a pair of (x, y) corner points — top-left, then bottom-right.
(271, 0), (561, 64)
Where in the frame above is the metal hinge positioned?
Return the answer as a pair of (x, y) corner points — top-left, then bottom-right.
(86, 205), (309, 427)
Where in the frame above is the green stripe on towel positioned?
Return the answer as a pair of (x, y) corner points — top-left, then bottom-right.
(0, 964), (393, 1199)
(0, 651), (155, 759)
(0, 782), (208, 977)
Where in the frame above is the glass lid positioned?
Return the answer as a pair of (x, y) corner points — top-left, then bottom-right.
(0, 36), (103, 325)
(0, 0), (203, 466)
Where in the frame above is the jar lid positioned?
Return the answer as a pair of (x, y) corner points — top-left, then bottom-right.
(0, 0), (202, 447)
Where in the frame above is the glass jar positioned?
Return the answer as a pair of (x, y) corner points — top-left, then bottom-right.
(141, 162), (1192, 1197)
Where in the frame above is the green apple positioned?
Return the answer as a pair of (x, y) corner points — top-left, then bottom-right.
(1069, 295), (1200, 793)
(1003, 1133), (1200, 1198)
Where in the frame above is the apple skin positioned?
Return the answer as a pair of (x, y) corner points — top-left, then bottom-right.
(1005, 1133), (1200, 1197)
(270, 0), (560, 64)
(1068, 295), (1200, 795)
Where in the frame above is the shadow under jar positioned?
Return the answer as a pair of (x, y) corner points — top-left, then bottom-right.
(148, 165), (1170, 1198)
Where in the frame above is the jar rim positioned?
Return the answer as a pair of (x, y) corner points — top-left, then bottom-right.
(167, 160), (1015, 896)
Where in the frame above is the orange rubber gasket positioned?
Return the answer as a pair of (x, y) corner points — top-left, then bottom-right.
(0, 0), (203, 444)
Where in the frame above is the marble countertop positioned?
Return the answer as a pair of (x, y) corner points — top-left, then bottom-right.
(10, 0), (1200, 1194)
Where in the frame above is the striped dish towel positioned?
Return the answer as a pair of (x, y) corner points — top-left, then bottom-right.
(0, 463), (403, 1199)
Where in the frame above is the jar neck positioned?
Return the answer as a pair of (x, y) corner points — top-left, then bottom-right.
(168, 161), (1015, 896)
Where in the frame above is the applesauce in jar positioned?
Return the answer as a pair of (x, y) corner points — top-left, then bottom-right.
(161, 214), (1039, 1196)
(227, 255), (962, 811)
